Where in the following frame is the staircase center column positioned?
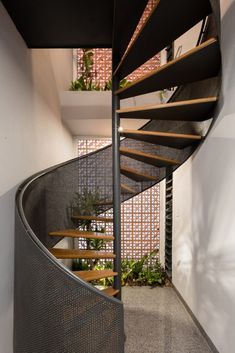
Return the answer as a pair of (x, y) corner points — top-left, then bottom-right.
(112, 70), (121, 299)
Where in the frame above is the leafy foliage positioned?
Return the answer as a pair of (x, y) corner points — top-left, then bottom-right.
(70, 49), (101, 91)
(121, 251), (167, 286)
(92, 262), (114, 287)
(119, 78), (131, 89)
(104, 79), (112, 91)
(71, 188), (102, 228)
(71, 189), (109, 270)
(70, 48), (131, 91)
(104, 78), (131, 91)
(70, 189), (167, 286)
(72, 188), (101, 215)
(92, 251), (167, 287)
(72, 259), (89, 271)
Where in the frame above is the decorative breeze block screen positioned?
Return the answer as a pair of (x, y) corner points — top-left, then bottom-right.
(75, 138), (160, 260)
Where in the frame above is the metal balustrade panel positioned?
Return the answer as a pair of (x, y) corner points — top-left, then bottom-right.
(15, 210), (124, 353)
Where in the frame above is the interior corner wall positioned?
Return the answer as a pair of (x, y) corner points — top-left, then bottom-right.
(49, 48), (73, 92)
(0, 3), (75, 353)
(172, 1), (235, 352)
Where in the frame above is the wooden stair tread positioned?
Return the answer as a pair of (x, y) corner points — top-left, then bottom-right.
(117, 97), (218, 122)
(74, 270), (118, 282)
(121, 165), (157, 182)
(102, 287), (119, 297)
(71, 215), (113, 222)
(120, 147), (180, 167)
(116, 38), (220, 99)
(114, 0), (212, 79)
(120, 129), (202, 149)
(49, 248), (116, 259)
(121, 183), (136, 194)
(49, 229), (114, 240)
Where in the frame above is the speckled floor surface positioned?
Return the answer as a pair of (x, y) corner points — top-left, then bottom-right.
(122, 287), (213, 353)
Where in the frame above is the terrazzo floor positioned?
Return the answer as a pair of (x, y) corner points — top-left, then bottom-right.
(122, 287), (214, 353)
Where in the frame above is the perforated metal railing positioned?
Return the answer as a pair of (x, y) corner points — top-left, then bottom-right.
(15, 160), (125, 353)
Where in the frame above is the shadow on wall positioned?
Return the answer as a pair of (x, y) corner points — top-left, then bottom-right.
(174, 2), (235, 353)
(30, 50), (61, 116)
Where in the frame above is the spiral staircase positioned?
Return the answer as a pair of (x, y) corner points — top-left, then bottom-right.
(11, 0), (221, 352)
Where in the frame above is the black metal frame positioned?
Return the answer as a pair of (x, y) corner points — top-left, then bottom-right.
(112, 74), (122, 299)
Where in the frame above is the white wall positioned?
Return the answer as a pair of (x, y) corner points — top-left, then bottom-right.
(0, 3), (75, 353)
(172, 1), (235, 352)
(49, 48), (73, 92)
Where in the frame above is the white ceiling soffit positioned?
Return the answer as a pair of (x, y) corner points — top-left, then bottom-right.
(60, 91), (112, 120)
(60, 90), (172, 136)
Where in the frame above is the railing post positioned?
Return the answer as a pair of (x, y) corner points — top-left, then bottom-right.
(112, 74), (121, 300)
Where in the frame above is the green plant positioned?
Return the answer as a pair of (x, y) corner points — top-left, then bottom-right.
(71, 188), (102, 227)
(119, 78), (131, 89)
(70, 49), (101, 91)
(104, 78), (131, 91)
(71, 189), (109, 270)
(70, 189), (110, 233)
(104, 79), (112, 91)
(120, 250), (167, 287)
(93, 251), (166, 287)
(70, 51), (132, 92)
(138, 264), (165, 286)
(72, 259), (89, 271)
(92, 262), (114, 286)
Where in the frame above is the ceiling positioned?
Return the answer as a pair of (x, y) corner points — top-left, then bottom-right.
(1, 0), (114, 48)
(1, 0), (148, 56)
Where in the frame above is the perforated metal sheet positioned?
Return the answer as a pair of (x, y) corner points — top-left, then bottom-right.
(15, 209), (124, 353)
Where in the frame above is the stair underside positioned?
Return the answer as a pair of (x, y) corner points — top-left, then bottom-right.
(121, 183), (136, 194)
(71, 215), (113, 222)
(102, 287), (119, 297)
(117, 97), (218, 121)
(116, 38), (220, 99)
(113, 0), (149, 61)
(121, 165), (157, 182)
(49, 229), (114, 240)
(120, 129), (202, 149)
(74, 270), (118, 282)
(120, 147), (180, 167)
(114, 0), (212, 78)
(50, 248), (116, 259)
